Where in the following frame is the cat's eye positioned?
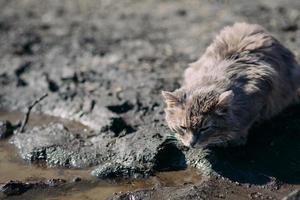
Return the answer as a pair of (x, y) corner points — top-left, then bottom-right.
(178, 131), (185, 136)
(180, 126), (187, 130)
(199, 126), (210, 132)
(173, 127), (185, 136)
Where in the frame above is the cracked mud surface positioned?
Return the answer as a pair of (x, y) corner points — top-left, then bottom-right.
(1, 0), (300, 199)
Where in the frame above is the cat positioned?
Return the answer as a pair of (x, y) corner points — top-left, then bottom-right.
(162, 22), (300, 148)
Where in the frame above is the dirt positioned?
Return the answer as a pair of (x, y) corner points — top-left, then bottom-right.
(0, 111), (202, 200)
(1, 0), (300, 199)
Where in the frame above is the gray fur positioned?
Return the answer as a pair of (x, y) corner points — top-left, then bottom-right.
(162, 22), (300, 148)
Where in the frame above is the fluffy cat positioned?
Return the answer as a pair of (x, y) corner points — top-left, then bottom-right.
(162, 22), (300, 148)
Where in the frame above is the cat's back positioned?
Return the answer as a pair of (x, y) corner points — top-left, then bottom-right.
(184, 22), (300, 118)
(205, 22), (274, 60)
(184, 23), (299, 88)
(184, 23), (275, 86)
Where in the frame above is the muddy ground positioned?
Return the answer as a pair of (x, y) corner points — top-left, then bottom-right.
(1, 0), (300, 199)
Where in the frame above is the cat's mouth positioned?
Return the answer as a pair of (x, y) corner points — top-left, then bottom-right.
(191, 134), (230, 149)
(188, 132), (211, 148)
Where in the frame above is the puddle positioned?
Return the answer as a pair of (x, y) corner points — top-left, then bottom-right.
(0, 110), (202, 200)
(0, 110), (92, 183)
(0, 140), (91, 183)
(21, 169), (201, 200)
(39, 168), (202, 200)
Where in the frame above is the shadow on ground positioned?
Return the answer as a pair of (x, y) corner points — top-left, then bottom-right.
(211, 102), (300, 184)
(154, 139), (187, 172)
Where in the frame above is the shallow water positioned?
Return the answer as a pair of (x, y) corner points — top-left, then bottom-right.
(0, 141), (92, 183)
(0, 111), (202, 200)
(55, 168), (202, 200)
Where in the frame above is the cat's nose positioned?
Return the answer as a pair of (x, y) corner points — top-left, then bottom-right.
(189, 133), (200, 148)
(190, 139), (197, 148)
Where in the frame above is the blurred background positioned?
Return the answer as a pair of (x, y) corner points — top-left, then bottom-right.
(1, 0), (300, 116)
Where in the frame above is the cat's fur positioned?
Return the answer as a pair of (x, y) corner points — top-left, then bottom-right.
(162, 22), (300, 148)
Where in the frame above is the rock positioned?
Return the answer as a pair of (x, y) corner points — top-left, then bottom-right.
(0, 179), (65, 196)
(72, 177), (82, 182)
(0, 181), (33, 196)
(10, 123), (106, 168)
(91, 128), (168, 178)
(109, 182), (211, 200)
(0, 120), (14, 139)
(45, 179), (66, 187)
(91, 162), (150, 179)
(11, 123), (73, 161)
(10, 122), (181, 176)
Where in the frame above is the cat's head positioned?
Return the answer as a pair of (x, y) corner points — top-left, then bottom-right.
(162, 89), (236, 148)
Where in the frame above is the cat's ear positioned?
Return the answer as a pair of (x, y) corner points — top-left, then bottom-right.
(216, 90), (234, 114)
(162, 91), (180, 107)
(217, 90), (234, 106)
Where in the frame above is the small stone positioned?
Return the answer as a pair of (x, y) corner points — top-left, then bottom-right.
(72, 177), (82, 182)
(46, 179), (66, 187)
(217, 193), (225, 198)
(91, 162), (146, 179)
(0, 179), (66, 197)
(0, 181), (32, 196)
(234, 182), (241, 186)
(0, 121), (14, 139)
(176, 9), (187, 16)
